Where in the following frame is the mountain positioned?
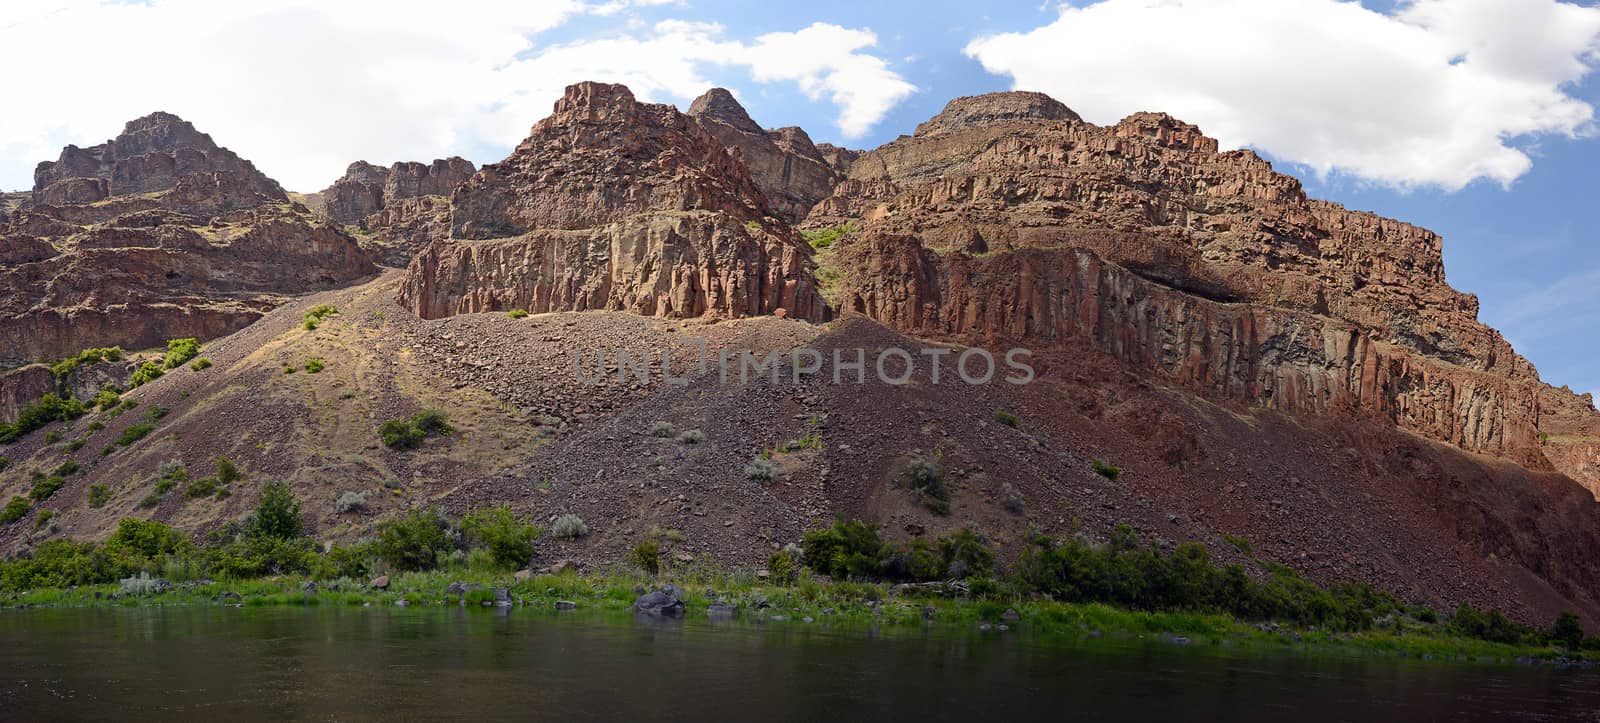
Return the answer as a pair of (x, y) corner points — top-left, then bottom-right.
(398, 82), (826, 321)
(309, 157), (477, 267)
(0, 112), (375, 369)
(2, 84), (1599, 627)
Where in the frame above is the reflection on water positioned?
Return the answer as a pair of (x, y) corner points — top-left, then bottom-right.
(0, 606), (1596, 721)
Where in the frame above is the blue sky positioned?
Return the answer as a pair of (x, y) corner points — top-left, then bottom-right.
(2, 0), (1595, 398)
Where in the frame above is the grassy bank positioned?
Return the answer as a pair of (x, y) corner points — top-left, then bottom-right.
(4, 566), (1595, 667)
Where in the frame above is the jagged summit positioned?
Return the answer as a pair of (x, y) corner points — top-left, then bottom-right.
(0, 112), (372, 365)
(913, 90), (1082, 137)
(687, 87), (763, 134)
(31, 110), (286, 207)
(685, 86), (847, 223)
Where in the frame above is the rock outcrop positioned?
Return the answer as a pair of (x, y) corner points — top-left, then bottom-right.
(399, 82), (825, 321)
(687, 88), (844, 223)
(313, 157), (476, 266)
(0, 113), (374, 368)
(816, 91), (1600, 478)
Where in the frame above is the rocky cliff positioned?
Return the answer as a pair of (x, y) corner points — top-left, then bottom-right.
(814, 91), (1600, 487)
(313, 157), (476, 266)
(398, 82), (826, 321)
(0, 113), (375, 368)
(686, 88), (845, 223)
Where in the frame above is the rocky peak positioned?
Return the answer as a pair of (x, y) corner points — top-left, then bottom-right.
(684, 88), (841, 223)
(913, 91), (1082, 137)
(32, 111), (285, 207)
(450, 81), (768, 238)
(108, 111), (219, 159)
(317, 157), (476, 226)
(687, 88), (763, 134)
(546, 81), (641, 127)
(1114, 112), (1219, 153)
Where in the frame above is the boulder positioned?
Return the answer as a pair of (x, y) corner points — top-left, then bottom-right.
(369, 575), (390, 590)
(631, 584), (686, 617)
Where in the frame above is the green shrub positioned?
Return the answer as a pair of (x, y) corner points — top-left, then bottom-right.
(153, 460), (187, 494)
(0, 457), (8, 472)
(767, 547), (801, 585)
(63, 437), (86, 452)
(162, 338), (200, 369)
(310, 543), (371, 580)
(215, 456), (242, 484)
(44, 428), (62, 444)
(632, 539), (661, 575)
(380, 410), (452, 449)
(50, 346), (124, 378)
(1550, 611), (1584, 650)
(0, 394), (88, 443)
(372, 508), (451, 571)
(304, 358), (325, 373)
(904, 456), (950, 515)
(92, 389), (121, 411)
(802, 520), (886, 580)
(129, 361), (164, 388)
(29, 476), (65, 502)
(1092, 459), (1120, 480)
(1224, 534), (1253, 555)
(250, 481), (302, 540)
(87, 485), (111, 508)
(994, 410), (1019, 428)
(137, 494), (159, 509)
(106, 518), (189, 559)
(552, 513), (588, 539)
(334, 491), (367, 514)
(190, 357), (212, 371)
(800, 224), (851, 250)
(302, 304), (339, 331)
(144, 405), (169, 421)
(117, 423), (154, 446)
(1447, 602), (1532, 644)
(186, 477), (220, 498)
(462, 505), (540, 569)
(676, 428), (705, 444)
(939, 527), (996, 578)
(53, 460), (80, 477)
(33, 509), (55, 531)
(379, 419), (426, 449)
(743, 457), (776, 483)
(507, 309), (529, 319)
(410, 409), (453, 436)
(1, 497), (29, 524)
(648, 421), (675, 437)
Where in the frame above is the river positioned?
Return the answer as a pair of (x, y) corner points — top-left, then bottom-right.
(1, 607), (1596, 721)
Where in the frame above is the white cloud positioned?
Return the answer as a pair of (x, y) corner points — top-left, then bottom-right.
(0, 2), (911, 191)
(965, 0), (1600, 190)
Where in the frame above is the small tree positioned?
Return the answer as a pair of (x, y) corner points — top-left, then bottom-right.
(462, 505), (540, 569)
(1550, 611), (1584, 650)
(251, 481), (302, 540)
(373, 508), (451, 571)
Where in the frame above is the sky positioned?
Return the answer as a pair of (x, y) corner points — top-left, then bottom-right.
(0, 0), (1595, 400)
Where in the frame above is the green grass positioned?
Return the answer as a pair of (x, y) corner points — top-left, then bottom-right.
(1, 568), (1591, 667)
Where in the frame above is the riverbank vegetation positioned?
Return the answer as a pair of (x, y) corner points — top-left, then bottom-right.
(0, 488), (1596, 666)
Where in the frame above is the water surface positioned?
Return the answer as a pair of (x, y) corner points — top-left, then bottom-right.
(1, 607), (1595, 721)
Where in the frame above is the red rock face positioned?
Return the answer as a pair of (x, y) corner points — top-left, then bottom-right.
(819, 91), (1600, 484)
(0, 112), (375, 367)
(398, 82), (825, 322)
(687, 88), (844, 224)
(313, 157), (476, 267)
